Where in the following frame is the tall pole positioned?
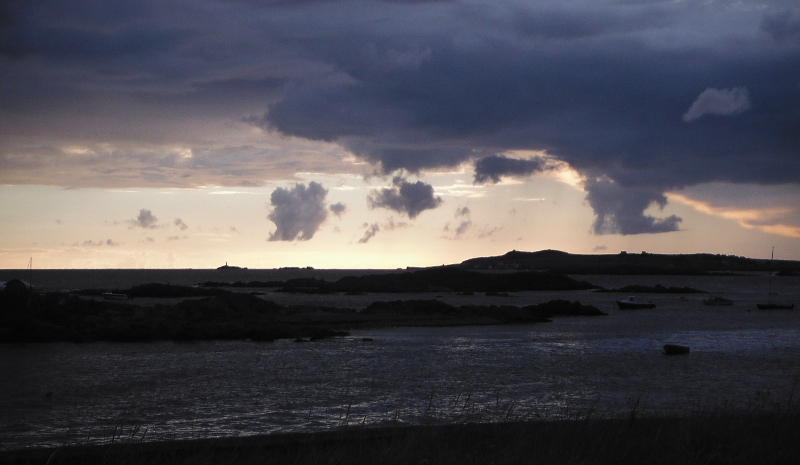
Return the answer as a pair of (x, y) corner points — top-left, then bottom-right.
(768, 247), (774, 304)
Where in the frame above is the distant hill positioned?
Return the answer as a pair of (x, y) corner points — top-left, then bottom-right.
(217, 263), (247, 270)
(459, 250), (800, 275)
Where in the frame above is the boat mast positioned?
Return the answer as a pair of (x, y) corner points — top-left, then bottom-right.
(768, 247), (774, 305)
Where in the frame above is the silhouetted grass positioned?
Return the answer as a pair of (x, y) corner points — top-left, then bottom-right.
(3, 390), (799, 465)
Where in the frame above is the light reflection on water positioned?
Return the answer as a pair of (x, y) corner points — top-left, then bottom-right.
(1, 275), (799, 450)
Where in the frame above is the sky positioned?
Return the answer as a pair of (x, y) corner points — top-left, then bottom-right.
(1, 0), (799, 269)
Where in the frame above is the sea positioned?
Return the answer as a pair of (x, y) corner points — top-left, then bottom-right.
(1, 269), (799, 451)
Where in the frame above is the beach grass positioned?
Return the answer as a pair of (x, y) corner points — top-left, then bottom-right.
(2, 396), (799, 465)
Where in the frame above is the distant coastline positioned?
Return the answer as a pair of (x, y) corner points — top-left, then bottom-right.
(5, 249), (800, 276)
(216, 262), (247, 270)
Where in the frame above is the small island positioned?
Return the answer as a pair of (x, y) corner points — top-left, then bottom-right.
(217, 262), (247, 270)
(0, 281), (604, 343)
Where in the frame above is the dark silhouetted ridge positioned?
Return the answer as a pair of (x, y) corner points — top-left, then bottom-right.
(460, 250), (800, 275)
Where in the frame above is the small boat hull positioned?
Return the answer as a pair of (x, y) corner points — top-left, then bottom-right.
(756, 303), (794, 310)
(102, 292), (128, 300)
(703, 297), (733, 306)
(663, 344), (690, 355)
(616, 297), (656, 310)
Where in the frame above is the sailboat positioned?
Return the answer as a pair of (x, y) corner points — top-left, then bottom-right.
(757, 248), (794, 310)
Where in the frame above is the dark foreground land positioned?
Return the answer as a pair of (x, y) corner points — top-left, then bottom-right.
(2, 411), (799, 465)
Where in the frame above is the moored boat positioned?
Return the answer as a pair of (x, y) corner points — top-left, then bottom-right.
(663, 344), (690, 355)
(616, 296), (656, 310)
(757, 248), (794, 310)
(756, 303), (794, 310)
(702, 296), (733, 306)
(102, 291), (128, 300)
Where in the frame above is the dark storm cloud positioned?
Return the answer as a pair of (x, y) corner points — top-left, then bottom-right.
(128, 209), (159, 229)
(0, 1), (188, 62)
(584, 178), (681, 235)
(474, 155), (547, 184)
(255, 2), (800, 234)
(2, 1), (800, 235)
(510, 4), (677, 40)
(761, 9), (800, 42)
(266, 34), (800, 186)
(267, 182), (329, 241)
(367, 177), (443, 219)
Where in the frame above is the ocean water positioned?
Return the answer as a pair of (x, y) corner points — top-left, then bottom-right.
(1, 271), (799, 450)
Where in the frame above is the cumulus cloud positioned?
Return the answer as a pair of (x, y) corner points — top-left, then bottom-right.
(359, 223), (380, 244)
(455, 220), (472, 237)
(474, 155), (548, 184)
(267, 182), (329, 241)
(683, 88), (751, 122)
(585, 178), (682, 235)
(128, 209), (159, 229)
(329, 202), (347, 217)
(357, 216), (409, 244)
(444, 206), (473, 239)
(174, 218), (188, 230)
(383, 217), (409, 231)
(478, 226), (501, 239)
(79, 239), (119, 247)
(367, 177), (443, 219)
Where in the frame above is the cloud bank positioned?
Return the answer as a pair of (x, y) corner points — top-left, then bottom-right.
(2, 0), (799, 236)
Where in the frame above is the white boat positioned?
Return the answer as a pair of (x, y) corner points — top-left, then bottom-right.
(102, 291), (128, 300)
(616, 296), (656, 310)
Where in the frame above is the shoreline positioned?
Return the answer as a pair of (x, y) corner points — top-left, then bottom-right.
(2, 411), (798, 464)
